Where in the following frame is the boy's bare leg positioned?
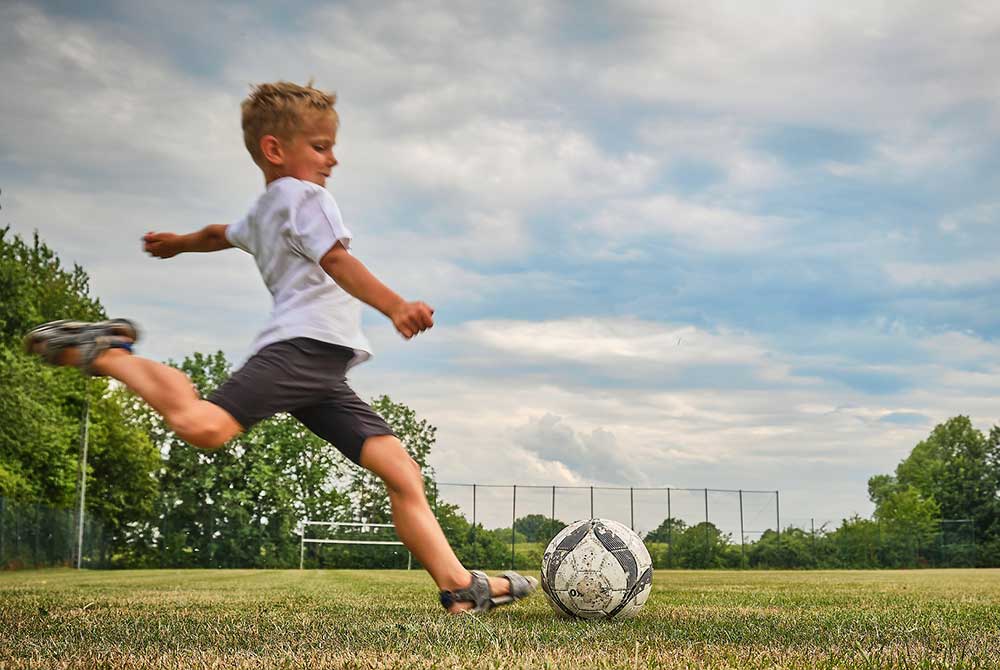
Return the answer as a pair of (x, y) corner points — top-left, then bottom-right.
(90, 349), (242, 449)
(359, 435), (511, 613)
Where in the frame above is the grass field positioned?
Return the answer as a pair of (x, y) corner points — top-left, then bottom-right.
(2, 569), (999, 669)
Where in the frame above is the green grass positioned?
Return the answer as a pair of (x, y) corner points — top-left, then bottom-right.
(2, 569), (999, 669)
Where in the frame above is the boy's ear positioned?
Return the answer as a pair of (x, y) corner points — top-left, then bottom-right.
(259, 135), (283, 165)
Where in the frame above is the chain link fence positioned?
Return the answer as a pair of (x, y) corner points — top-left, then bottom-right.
(435, 484), (781, 570)
(1, 491), (979, 571)
(0, 497), (107, 569)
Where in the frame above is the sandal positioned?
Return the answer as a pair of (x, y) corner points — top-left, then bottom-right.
(439, 570), (538, 613)
(23, 318), (140, 376)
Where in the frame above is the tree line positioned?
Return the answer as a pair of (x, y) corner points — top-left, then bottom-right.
(1, 227), (998, 569)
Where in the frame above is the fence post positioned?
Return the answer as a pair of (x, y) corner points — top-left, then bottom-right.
(877, 517), (882, 565)
(704, 488), (710, 565)
(939, 520), (945, 566)
(739, 489), (745, 569)
(76, 398), (90, 569)
(31, 505), (39, 568)
(511, 485), (517, 570)
(667, 488), (673, 569)
(630, 488), (634, 530)
(551, 486), (556, 524)
(775, 490), (781, 541)
(472, 484), (477, 528)
(0, 497), (5, 565)
(811, 518), (816, 563)
(589, 486), (594, 519)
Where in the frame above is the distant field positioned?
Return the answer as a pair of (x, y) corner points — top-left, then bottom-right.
(2, 569), (999, 669)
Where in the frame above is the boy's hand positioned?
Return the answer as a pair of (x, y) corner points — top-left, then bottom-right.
(143, 232), (183, 259)
(390, 301), (435, 339)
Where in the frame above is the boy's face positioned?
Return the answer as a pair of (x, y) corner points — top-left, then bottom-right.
(277, 110), (338, 187)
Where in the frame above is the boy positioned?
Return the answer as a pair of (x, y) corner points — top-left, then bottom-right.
(24, 81), (535, 613)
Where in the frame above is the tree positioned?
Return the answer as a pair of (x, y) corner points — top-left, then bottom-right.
(644, 517), (686, 544)
(513, 514), (565, 543)
(0, 347), (82, 504)
(748, 527), (818, 569)
(0, 227), (159, 551)
(82, 385), (160, 564)
(0, 227), (106, 348)
(672, 521), (738, 569)
(824, 515), (880, 568)
(435, 502), (510, 570)
(0, 227), (107, 505)
(869, 416), (1000, 566)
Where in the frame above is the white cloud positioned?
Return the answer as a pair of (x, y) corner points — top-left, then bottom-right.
(449, 318), (780, 374)
(594, 1), (1000, 131)
(938, 202), (1000, 234)
(637, 117), (787, 192)
(512, 414), (646, 485)
(579, 195), (787, 254)
(343, 119), (659, 213)
(884, 260), (1000, 288)
(0, 4), (255, 203)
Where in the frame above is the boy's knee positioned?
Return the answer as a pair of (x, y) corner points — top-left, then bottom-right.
(363, 436), (424, 496)
(170, 405), (240, 450)
(391, 462), (424, 498)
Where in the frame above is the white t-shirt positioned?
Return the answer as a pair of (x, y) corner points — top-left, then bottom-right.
(226, 177), (372, 369)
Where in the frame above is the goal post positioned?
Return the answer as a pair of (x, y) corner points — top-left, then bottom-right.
(298, 520), (411, 570)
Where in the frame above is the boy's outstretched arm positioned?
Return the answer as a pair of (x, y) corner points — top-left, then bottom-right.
(320, 242), (434, 339)
(144, 225), (233, 258)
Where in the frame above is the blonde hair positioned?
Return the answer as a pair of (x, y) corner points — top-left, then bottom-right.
(241, 81), (338, 164)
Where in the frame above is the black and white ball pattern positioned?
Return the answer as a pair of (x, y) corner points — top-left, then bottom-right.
(540, 518), (653, 620)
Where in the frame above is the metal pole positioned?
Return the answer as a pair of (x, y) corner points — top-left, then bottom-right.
(630, 487), (635, 530)
(472, 484), (477, 528)
(589, 486), (594, 519)
(299, 531), (304, 570)
(704, 488), (710, 564)
(667, 488), (672, 569)
(75, 397), (90, 569)
(551, 486), (556, 523)
(511, 485), (516, 570)
(811, 518), (816, 562)
(939, 520), (945, 565)
(739, 489), (745, 568)
(775, 490), (781, 540)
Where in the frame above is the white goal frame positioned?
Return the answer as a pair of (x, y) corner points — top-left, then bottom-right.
(299, 521), (411, 570)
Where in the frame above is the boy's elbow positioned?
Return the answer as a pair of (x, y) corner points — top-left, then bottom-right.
(319, 243), (350, 279)
(210, 225), (232, 249)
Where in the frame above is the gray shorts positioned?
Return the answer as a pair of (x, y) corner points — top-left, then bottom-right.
(207, 338), (393, 464)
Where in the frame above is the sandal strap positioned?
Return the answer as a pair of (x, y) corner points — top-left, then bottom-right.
(439, 570), (492, 612)
(490, 571), (539, 608)
(439, 570), (539, 613)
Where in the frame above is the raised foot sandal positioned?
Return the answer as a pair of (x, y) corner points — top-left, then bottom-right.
(439, 570), (538, 613)
(23, 318), (140, 376)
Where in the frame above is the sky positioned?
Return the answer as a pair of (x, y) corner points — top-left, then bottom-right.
(2, 1), (998, 534)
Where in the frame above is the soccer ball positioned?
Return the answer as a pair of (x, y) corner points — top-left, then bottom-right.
(540, 518), (653, 620)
